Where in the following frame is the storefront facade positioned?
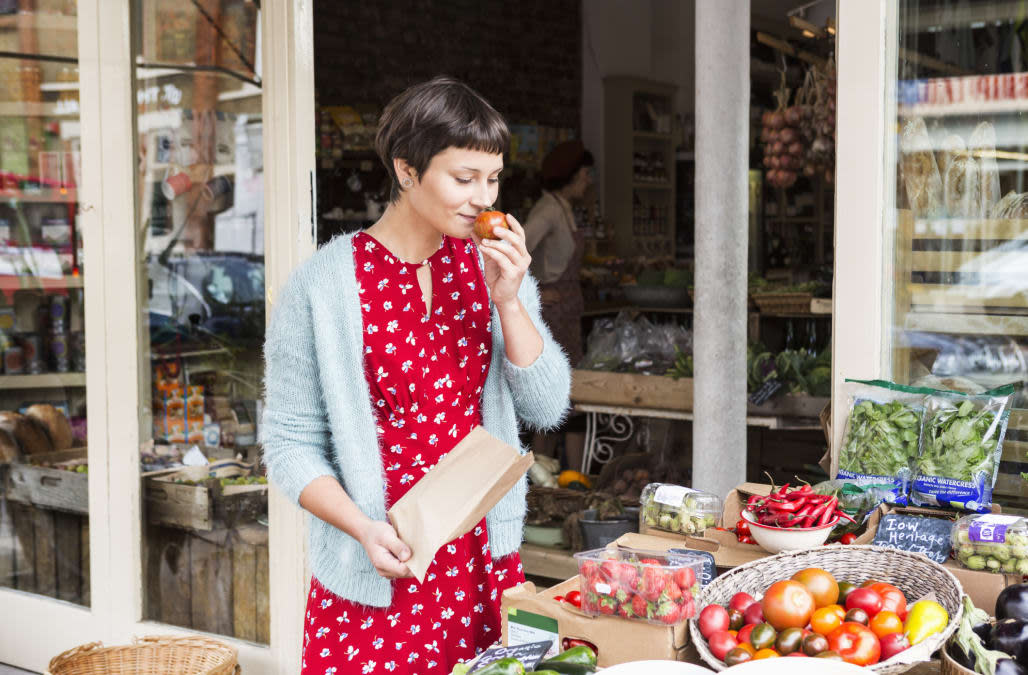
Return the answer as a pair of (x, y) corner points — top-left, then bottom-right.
(0, 1), (1024, 673)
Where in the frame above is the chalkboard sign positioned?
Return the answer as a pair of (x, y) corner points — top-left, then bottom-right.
(668, 549), (718, 586)
(749, 379), (783, 406)
(471, 640), (554, 673)
(871, 514), (953, 564)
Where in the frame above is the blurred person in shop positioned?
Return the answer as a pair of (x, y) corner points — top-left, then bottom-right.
(525, 140), (594, 368)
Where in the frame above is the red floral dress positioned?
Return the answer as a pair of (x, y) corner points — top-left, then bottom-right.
(300, 232), (525, 675)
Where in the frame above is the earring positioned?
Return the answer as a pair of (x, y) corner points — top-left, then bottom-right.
(401, 177), (413, 188)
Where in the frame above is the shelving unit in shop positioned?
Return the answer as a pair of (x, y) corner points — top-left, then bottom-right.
(892, 209), (1028, 510)
(602, 76), (677, 259)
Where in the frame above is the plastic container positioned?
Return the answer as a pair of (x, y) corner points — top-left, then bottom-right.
(951, 514), (1028, 575)
(640, 483), (722, 536)
(573, 546), (704, 625)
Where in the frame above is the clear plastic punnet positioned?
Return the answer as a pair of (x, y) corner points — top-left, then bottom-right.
(951, 514), (1028, 576)
(573, 546), (705, 625)
(640, 482), (722, 536)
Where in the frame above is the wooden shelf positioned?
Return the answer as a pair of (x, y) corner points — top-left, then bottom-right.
(905, 311), (1028, 336)
(0, 372), (85, 389)
(632, 182), (672, 190)
(519, 543), (578, 581)
(0, 274), (82, 291)
(1, 188), (77, 204)
(0, 12), (77, 31)
(0, 102), (77, 118)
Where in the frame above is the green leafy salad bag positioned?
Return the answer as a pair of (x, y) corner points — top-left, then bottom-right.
(838, 379), (935, 505)
(910, 385), (1014, 513)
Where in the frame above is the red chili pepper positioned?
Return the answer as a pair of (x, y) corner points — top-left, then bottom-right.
(800, 515), (816, 528)
(817, 497), (838, 526)
(738, 535), (756, 545)
(553, 595), (565, 603)
(736, 518), (751, 537)
(805, 494), (831, 504)
(836, 511), (856, 524)
(795, 484), (813, 495)
(769, 498), (804, 513)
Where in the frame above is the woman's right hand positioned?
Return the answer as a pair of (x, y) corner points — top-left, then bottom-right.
(358, 520), (413, 579)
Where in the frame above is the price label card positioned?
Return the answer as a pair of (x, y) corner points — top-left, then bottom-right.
(871, 514), (953, 564)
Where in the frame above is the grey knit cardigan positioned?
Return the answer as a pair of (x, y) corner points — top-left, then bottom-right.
(260, 232), (572, 607)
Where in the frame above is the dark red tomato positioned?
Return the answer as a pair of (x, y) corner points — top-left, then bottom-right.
(744, 602), (765, 626)
(879, 632), (911, 661)
(564, 590), (582, 608)
(473, 210), (509, 239)
(729, 592), (757, 613)
(728, 609), (745, 631)
(868, 583), (908, 620)
(839, 533), (857, 545)
(736, 519), (752, 537)
(709, 630), (740, 661)
(737, 623), (757, 646)
(828, 622), (882, 666)
(845, 588), (884, 617)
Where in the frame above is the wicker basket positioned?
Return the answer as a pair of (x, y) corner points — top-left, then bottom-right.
(940, 641), (975, 675)
(690, 545), (964, 675)
(46, 635), (238, 675)
(751, 291), (813, 314)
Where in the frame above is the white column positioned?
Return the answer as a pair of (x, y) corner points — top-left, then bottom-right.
(692, 0), (750, 499)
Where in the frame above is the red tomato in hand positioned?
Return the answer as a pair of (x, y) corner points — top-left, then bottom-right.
(879, 632), (911, 661)
(708, 630), (740, 661)
(828, 622), (882, 666)
(839, 533), (857, 545)
(845, 588), (884, 617)
(473, 210), (509, 239)
(868, 583), (908, 620)
(762, 580), (816, 631)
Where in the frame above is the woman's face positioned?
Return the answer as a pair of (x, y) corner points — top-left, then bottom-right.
(568, 165), (594, 201)
(401, 147), (503, 239)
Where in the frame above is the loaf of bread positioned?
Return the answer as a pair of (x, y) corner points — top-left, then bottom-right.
(25, 404), (73, 450)
(900, 117), (944, 218)
(970, 121), (1000, 218)
(944, 151), (981, 218)
(0, 411), (54, 456)
(937, 134), (965, 178)
(0, 428), (20, 462)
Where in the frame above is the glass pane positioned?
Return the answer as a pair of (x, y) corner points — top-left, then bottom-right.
(888, 0), (1028, 510)
(132, 0), (267, 643)
(0, 0), (89, 607)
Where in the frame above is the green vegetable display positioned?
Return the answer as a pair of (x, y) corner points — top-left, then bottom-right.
(917, 399), (1001, 483)
(473, 658), (526, 675)
(840, 399), (922, 477)
(447, 646), (597, 675)
(641, 483), (721, 536)
(746, 345), (831, 398)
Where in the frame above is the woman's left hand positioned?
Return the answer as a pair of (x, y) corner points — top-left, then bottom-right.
(477, 213), (530, 310)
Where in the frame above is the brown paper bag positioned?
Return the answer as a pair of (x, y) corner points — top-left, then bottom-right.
(387, 426), (534, 583)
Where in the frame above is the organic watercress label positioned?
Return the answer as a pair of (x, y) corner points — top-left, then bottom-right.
(968, 515), (1023, 543)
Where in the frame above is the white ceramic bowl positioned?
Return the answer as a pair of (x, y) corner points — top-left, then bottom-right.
(600, 661), (714, 675)
(727, 657), (865, 674)
(742, 509), (838, 554)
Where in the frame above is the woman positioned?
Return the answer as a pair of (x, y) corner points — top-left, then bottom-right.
(260, 77), (570, 675)
(524, 140), (594, 367)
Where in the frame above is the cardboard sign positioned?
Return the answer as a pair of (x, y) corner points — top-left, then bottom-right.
(748, 379), (783, 406)
(667, 548), (717, 586)
(471, 639), (554, 673)
(872, 514), (953, 563)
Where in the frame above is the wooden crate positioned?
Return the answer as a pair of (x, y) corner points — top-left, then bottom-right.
(5, 448), (88, 515)
(571, 370), (693, 412)
(145, 461), (268, 532)
(144, 522), (269, 643)
(0, 500), (90, 605)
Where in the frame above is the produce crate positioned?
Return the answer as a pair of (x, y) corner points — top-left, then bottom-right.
(145, 461), (267, 532)
(751, 291), (813, 314)
(144, 522), (269, 643)
(746, 393), (829, 418)
(571, 370), (693, 412)
(5, 448), (89, 515)
(0, 500), (90, 605)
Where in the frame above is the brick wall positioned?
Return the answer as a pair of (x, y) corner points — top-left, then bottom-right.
(313, 0), (582, 127)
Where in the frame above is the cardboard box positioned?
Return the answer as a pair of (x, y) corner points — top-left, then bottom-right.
(502, 576), (689, 667)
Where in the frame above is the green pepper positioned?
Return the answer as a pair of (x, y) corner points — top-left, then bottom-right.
(530, 671), (561, 675)
(540, 646), (596, 667)
(531, 664), (594, 675)
(474, 658), (526, 675)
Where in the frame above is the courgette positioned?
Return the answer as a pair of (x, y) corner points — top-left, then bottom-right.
(531, 663), (594, 675)
(541, 646), (597, 667)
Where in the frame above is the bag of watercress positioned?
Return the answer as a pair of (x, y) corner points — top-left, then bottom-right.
(910, 385), (1014, 513)
(837, 379), (935, 505)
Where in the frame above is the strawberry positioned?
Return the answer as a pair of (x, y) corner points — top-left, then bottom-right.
(641, 566), (668, 602)
(679, 594), (696, 619)
(665, 580), (683, 604)
(654, 600), (681, 625)
(597, 596), (617, 615)
(639, 557), (663, 566)
(673, 566), (696, 591)
(617, 602), (635, 620)
(580, 560), (599, 580)
(582, 592), (599, 611)
(631, 593), (648, 617)
(600, 559), (620, 581)
(618, 562), (639, 588)
(615, 585), (631, 605)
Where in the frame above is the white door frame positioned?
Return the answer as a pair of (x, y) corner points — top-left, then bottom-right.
(0, 2), (316, 672)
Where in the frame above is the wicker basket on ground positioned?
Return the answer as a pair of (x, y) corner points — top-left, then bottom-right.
(46, 635), (238, 675)
(526, 486), (590, 526)
(690, 545), (964, 675)
(751, 291), (813, 314)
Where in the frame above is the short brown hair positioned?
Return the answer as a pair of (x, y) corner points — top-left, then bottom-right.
(375, 76), (510, 202)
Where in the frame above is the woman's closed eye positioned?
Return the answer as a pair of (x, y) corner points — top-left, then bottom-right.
(456, 177), (500, 185)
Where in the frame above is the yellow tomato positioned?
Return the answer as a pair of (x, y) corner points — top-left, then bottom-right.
(870, 610), (904, 638)
(753, 649), (781, 660)
(811, 606), (844, 636)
